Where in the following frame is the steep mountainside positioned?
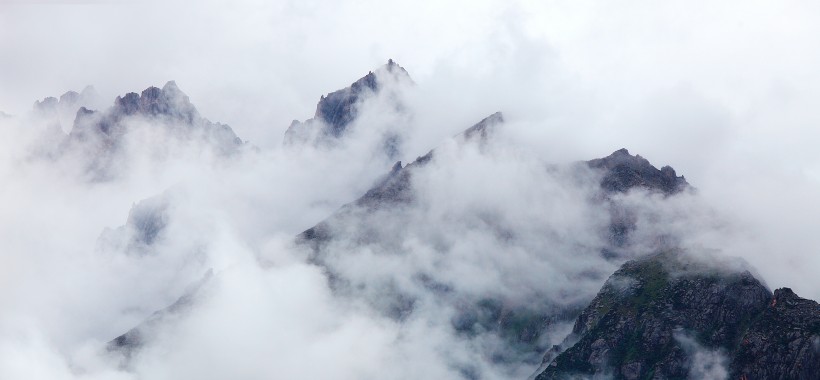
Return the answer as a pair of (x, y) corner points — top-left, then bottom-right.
(534, 252), (820, 380)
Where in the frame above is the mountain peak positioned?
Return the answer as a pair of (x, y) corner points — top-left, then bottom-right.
(383, 58), (410, 79)
(112, 81), (197, 122)
(587, 149), (689, 195)
(284, 60), (414, 148)
(459, 111), (504, 144)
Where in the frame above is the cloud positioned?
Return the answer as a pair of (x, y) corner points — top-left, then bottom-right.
(675, 332), (729, 380)
(2, 1), (820, 379)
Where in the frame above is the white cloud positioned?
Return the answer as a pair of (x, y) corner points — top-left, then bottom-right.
(1, 1), (820, 379)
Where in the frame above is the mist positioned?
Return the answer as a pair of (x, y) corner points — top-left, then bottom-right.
(2, 1), (820, 379)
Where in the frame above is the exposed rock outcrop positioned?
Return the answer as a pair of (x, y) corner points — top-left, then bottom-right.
(587, 148), (688, 196)
(534, 251), (819, 380)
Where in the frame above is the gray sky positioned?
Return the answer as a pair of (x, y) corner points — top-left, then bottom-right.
(2, 0), (820, 172)
(4, 0), (813, 293)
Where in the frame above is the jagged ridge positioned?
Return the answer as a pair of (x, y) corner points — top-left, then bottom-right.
(587, 148), (689, 196)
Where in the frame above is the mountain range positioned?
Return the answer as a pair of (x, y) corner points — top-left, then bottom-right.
(22, 61), (819, 379)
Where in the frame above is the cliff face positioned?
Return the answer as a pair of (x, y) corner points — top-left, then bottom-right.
(534, 252), (820, 380)
(731, 288), (820, 379)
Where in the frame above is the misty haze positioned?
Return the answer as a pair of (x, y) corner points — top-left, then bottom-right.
(1, 1), (818, 379)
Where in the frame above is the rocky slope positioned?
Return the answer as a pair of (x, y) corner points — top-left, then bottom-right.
(534, 251), (820, 380)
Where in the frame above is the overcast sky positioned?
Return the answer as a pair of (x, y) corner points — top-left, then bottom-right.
(1, 0), (818, 172)
(4, 0), (820, 288)
(1, 1), (820, 378)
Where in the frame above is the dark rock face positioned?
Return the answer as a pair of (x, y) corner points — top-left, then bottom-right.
(534, 252), (819, 380)
(283, 59), (412, 156)
(315, 68), (378, 138)
(587, 148), (688, 196)
(732, 288), (820, 379)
